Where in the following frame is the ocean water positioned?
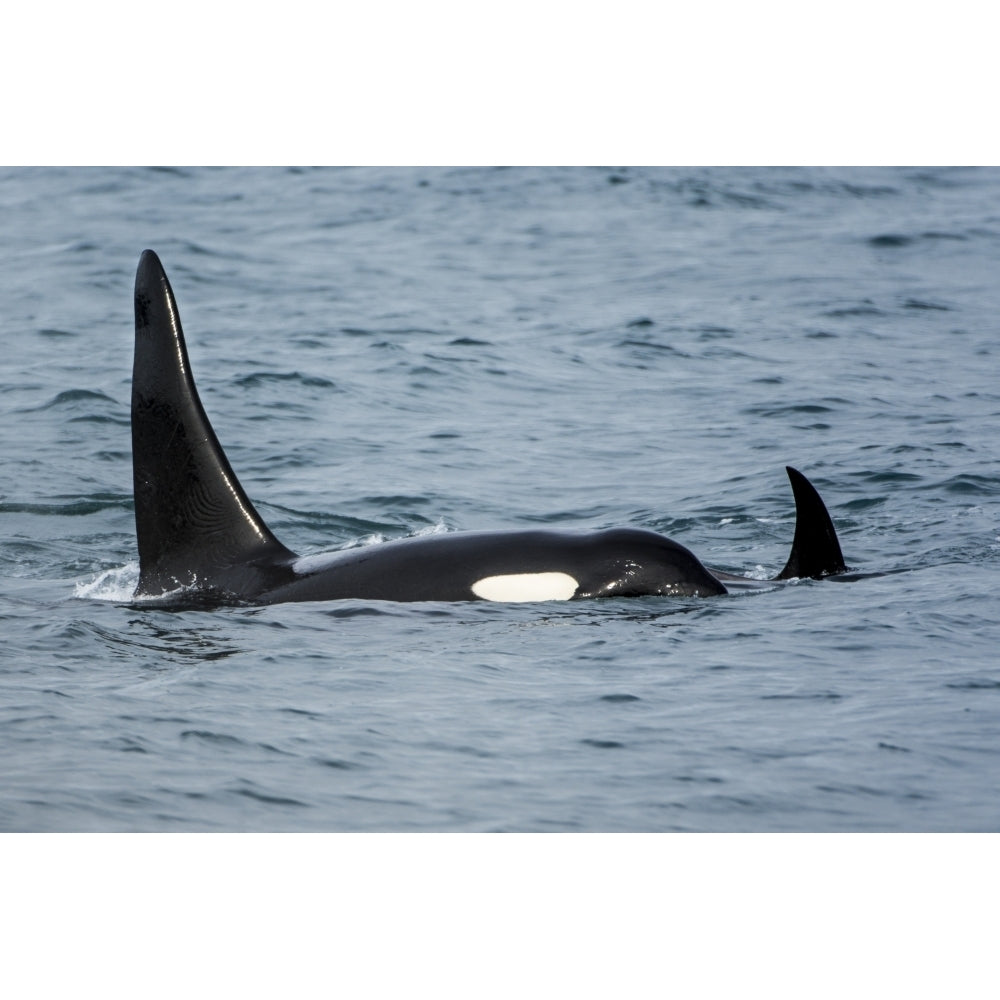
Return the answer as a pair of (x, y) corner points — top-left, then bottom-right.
(3, 165), (1000, 832)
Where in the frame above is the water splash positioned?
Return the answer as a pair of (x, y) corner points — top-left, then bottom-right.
(74, 562), (139, 602)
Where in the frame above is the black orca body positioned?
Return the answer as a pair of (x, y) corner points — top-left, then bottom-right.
(131, 250), (846, 606)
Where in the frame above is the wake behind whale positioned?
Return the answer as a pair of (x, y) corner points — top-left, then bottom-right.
(130, 250), (846, 606)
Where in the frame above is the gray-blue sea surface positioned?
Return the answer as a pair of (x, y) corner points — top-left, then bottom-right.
(2, 166), (1000, 831)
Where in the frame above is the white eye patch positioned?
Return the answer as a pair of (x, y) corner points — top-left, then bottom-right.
(471, 572), (579, 602)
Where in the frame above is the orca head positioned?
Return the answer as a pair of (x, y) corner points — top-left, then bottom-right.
(571, 529), (729, 598)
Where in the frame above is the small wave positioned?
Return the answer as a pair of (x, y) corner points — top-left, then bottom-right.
(903, 298), (950, 311)
(921, 230), (969, 241)
(234, 371), (336, 389)
(762, 691), (844, 701)
(20, 389), (120, 414)
(320, 603), (411, 619)
(234, 785), (309, 808)
(868, 234), (913, 248)
(145, 166), (193, 178)
(449, 336), (493, 347)
(617, 339), (691, 358)
(743, 403), (835, 418)
(0, 495), (131, 516)
(181, 730), (246, 747)
(821, 301), (885, 318)
(315, 757), (360, 770)
(937, 474), (1000, 496)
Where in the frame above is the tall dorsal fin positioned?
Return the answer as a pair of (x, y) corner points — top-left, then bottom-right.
(776, 466), (846, 580)
(132, 250), (295, 597)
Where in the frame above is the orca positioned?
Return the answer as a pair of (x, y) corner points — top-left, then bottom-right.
(131, 249), (846, 606)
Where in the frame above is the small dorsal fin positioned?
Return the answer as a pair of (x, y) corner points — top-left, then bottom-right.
(776, 466), (846, 580)
(131, 250), (295, 597)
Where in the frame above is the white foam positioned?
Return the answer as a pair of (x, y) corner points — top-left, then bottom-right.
(74, 562), (202, 603)
(295, 521), (452, 574)
(471, 572), (578, 602)
(343, 533), (386, 550)
(74, 562), (140, 602)
(415, 520), (450, 536)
